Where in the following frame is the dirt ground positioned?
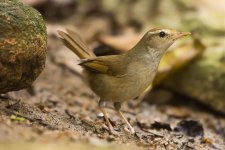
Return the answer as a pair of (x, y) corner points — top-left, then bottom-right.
(0, 30), (224, 149)
(1, 0), (225, 149)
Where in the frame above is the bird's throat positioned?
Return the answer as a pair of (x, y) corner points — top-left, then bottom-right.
(127, 45), (166, 73)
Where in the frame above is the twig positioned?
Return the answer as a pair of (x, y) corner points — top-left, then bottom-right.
(65, 109), (75, 119)
(141, 128), (164, 138)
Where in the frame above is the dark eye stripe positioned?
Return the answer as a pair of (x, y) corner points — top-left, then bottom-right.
(159, 31), (166, 37)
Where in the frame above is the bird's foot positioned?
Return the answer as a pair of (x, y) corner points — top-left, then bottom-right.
(108, 127), (120, 136)
(124, 126), (135, 134)
(101, 117), (120, 135)
(103, 123), (120, 136)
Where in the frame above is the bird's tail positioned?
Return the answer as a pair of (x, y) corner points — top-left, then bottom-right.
(58, 29), (96, 59)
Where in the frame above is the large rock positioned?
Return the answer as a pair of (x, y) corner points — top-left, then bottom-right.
(0, 0), (47, 93)
(164, 39), (225, 113)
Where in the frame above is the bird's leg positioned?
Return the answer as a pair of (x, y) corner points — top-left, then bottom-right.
(99, 100), (117, 134)
(114, 102), (135, 134)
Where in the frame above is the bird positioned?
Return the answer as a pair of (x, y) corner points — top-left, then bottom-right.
(58, 28), (191, 134)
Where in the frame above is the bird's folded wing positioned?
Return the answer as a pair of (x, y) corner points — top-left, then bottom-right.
(79, 55), (126, 77)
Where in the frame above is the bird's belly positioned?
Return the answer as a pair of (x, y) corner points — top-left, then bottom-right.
(89, 71), (155, 102)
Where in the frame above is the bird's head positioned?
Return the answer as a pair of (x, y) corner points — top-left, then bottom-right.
(142, 28), (191, 51)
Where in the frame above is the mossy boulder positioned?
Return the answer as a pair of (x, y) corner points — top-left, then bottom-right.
(164, 40), (225, 113)
(0, 0), (47, 93)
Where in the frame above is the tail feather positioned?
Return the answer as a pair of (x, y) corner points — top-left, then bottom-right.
(58, 29), (95, 59)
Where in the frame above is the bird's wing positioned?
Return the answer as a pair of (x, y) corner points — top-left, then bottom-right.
(79, 55), (127, 77)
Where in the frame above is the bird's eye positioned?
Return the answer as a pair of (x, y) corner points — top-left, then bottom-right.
(159, 31), (166, 38)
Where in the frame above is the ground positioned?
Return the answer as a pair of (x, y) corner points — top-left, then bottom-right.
(0, 31), (224, 150)
(1, 1), (225, 149)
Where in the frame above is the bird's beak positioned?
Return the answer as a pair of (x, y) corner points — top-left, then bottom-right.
(173, 31), (191, 40)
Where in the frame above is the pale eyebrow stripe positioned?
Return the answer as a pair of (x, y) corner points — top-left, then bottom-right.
(149, 31), (168, 36)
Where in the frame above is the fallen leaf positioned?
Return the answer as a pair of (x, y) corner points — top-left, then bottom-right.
(97, 27), (141, 51)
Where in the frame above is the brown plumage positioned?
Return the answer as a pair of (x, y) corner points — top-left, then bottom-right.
(58, 28), (190, 134)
